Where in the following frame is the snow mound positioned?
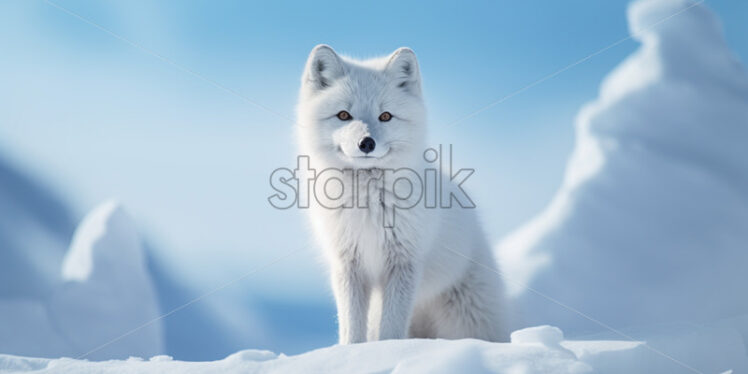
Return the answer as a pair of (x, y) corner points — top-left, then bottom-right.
(511, 325), (564, 347)
(0, 201), (163, 359)
(0, 156), (322, 360)
(62, 201), (144, 282)
(497, 0), (748, 333)
(0, 325), (744, 373)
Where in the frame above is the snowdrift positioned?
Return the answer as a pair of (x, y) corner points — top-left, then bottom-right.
(0, 185), (294, 360)
(497, 0), (748, 332)
(0, 201), (163, 359)
(1, 325), (743, 373)
(0, 157), (321, 360)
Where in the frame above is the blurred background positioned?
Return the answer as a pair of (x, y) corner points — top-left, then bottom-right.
(1, 0), (747, 362)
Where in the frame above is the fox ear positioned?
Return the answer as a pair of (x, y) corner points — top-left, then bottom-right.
(385, 47), (421, 95)
(303, 44), (345, 91)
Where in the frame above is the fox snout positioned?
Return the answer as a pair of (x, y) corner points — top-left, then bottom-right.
(333, 120), (388, 159)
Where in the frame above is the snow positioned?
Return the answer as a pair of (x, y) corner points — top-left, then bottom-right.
(511, 325), (565, 347)
(0, 330), (596, 374)
(52, 201), (163, 359)
(0, 201), (163, 359)
(497, 0), (748, 334)
(61, 201), (146, 282)
(0, 157), (332, 360)
(0, 324), (743, 373)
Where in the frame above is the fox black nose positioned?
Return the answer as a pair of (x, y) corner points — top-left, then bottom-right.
(358, 137), (376, 154)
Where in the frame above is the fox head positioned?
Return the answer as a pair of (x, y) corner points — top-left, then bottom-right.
(297, 45), (427, 169)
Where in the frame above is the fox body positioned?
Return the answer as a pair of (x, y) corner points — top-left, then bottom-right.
(296, 45), (508, 344)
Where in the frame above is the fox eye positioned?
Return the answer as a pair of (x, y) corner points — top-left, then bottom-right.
(378, 112), (392, 122)
(336, 110), (352, 121)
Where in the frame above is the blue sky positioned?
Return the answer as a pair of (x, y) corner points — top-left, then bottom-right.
(1, 0), (747, 301)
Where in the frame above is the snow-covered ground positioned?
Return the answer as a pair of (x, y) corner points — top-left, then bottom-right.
(0, 325), (743, 373)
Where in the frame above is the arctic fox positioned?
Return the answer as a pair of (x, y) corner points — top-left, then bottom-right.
(296, 45), (509, 344)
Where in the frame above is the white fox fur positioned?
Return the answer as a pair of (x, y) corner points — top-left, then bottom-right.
(296, 45), (509, 344)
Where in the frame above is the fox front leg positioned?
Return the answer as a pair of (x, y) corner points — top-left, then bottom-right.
(377, 258), (420, 340)
(331, 259), (370, 344)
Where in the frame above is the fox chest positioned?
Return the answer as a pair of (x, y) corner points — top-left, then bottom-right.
(316, 181), (428, 280)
